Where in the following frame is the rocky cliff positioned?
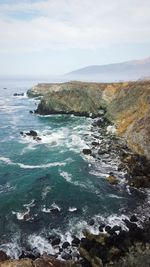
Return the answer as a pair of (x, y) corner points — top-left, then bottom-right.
(27, 80), (150, 160)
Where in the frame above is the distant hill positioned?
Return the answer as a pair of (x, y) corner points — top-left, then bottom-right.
(67, 57), (150, 82)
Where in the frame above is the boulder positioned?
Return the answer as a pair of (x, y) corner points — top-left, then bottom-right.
(130, 215), (138, 223)
(99, 224), (105, 232)
(26, 130), (38, 137)
(106, 175), (118, 185)
(91, 141), (100, 146)
(88, 219), (95, 226)
(61, 252), (72, 260)
(51, 237), (61, 246)
(0, 251), (9, 262)
(82, 149), (92, 155)
(72, 237), (80, 247)
(62, 242), (70, 249)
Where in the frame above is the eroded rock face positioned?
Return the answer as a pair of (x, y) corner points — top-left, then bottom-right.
(0, 255), (67, 267)
(28, 80), (150, 160)
(0, 258), (33, 267)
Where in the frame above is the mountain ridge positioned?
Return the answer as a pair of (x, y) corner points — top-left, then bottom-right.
(67, 57), (150, 81)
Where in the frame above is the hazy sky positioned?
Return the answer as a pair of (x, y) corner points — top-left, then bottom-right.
(0, 0), (150, 76)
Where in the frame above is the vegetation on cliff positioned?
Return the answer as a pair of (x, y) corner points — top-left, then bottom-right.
(27, 80), (150, 160)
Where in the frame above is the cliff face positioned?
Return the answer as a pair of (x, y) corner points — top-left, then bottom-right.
(27, 81), (150, 159)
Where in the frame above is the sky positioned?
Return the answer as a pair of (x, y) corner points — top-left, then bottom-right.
(0, 0), (150, 76)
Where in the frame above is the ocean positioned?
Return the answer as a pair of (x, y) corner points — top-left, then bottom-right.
(0, 78), (147, 258)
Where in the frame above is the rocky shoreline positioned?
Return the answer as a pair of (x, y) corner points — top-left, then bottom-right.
(1, 215), (150, 267)
(1, 80), (150, 267)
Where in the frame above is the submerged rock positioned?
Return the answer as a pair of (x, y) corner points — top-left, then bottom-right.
(26, 130), (38, 137)
(88, 219), (95, 226)
(13, 93), (24, 96)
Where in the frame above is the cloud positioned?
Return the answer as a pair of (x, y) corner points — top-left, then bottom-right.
(0, 0), (150, 54)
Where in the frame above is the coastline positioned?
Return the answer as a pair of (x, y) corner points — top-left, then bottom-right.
(1, 80), (150, 267)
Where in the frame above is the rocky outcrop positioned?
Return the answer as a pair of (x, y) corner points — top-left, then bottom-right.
(27, 80), (150, 160)
(0, 254), (68, 267)
(78, 218), (150, 267)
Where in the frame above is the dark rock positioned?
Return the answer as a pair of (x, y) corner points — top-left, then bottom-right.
(79, 258), (91, 267)
(80, 238), (94, 251)
(124, 219), (138, 231)
(99, 224), (105, 232)
(112, 225), (122, 232)
(72, 237), (80, 247)
(50, 208), (60, 214)
(36, 137), (42, 141)
(48, 234), (56, 241)
(94, 119), (103, 127)
(19, 249), (40, 260)
(105, 225), (112, 234)
(98, 149), (107, 155)
(88, 219), (95, 226)
(51, 237), (61, 246)
(0, 250), (9, 261)
(82, 149), (92, 155)
(20, 131), (24, 135)
(29, 130), (38, 136)
(61, 252), (72, 260)
(91, 141), (99, 146)
(13, 93), (24, 96)
(130, 215), (138, 223)
(29, 110), (33, 114)
(62, 242), (70, 249)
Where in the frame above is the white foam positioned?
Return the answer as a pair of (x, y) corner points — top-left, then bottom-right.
(12, 201), (35, 221)
(17, 161), (66, 169)
(0, 156), (66, 169)
(0, 156), (12, 164)
(42, 207), (52, 213)
(67, 134), (89, 152)
(42, 186), (52, 200)
(51, 202), (61, 211)
(126, 185), (132, 195)
(12, 209), (30, 221)
(94, 214), (129, 231)
(23, 199), (35, 208)
(59, 171), (87, 189)
(69, 207), (78, 212)
(28, 235), (55, 255)
(20, 128), (67, 147)
(42, 203), (61, 213)
(60, 171), (72, 182)
(0, 241), (22, 259)
(108, 194), (124, 199)
(107, 125), (116, 134)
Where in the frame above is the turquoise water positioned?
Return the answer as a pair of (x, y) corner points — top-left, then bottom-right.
(0, 79), (146, 257)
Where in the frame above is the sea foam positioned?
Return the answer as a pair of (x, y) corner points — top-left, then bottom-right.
(0, 156), (66, 169)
